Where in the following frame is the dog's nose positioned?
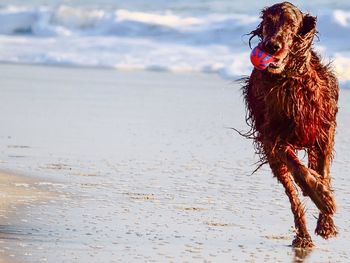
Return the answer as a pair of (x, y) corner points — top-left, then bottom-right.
(264, 41), (281, 54)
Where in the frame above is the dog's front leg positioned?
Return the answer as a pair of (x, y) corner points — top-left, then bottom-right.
(266, 154), (313, 248)
(308, 144), (338, 239)
(278, 146), (336, 215)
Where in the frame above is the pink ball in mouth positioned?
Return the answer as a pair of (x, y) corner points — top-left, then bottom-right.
(250, 46), (276, 70)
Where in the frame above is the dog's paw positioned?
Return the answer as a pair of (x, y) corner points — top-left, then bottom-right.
(292, 234), (314, 249)
(315, 213), (338, 239)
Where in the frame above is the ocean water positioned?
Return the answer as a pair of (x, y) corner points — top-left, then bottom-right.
(0, 0), (350, 84)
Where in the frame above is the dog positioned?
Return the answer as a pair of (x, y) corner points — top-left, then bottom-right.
(241, 2), (339, 248)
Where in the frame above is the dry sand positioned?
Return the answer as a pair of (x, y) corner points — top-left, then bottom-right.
(0, 63), (349, 262)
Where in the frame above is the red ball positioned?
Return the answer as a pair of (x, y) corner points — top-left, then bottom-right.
(250, 46), (275, 70)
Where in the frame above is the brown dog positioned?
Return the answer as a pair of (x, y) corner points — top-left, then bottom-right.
(242, 2), (339, 248)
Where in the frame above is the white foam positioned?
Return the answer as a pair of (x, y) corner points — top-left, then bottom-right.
(333, 10), (350, 27)
(333, 55), (350, 84)
(115, 9), (204, 28)
(52, 5), (105, 29)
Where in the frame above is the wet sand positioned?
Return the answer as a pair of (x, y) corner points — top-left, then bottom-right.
(0, 63), (349, 262)
(0, 170), (57, 263)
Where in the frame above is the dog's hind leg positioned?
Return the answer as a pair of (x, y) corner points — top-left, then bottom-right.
(308, 143), (338, 239)
(266, 153), (314, 248)
(278, 146), (336, 215)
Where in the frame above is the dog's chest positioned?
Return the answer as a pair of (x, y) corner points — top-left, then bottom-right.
(264, 80), (320, 145)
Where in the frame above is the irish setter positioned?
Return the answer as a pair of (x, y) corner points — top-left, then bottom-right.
(242, 2), (339, 248)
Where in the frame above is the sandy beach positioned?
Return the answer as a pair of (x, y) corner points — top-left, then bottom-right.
(0, 63), (349, 262)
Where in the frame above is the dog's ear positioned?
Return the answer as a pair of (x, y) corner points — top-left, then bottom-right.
(299, 14), (317, 36)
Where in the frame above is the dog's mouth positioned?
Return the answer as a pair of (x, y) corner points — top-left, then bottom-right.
(266, 55), (288, 73)
(268, 62), (281, 69)
(256, 42), (288, 73)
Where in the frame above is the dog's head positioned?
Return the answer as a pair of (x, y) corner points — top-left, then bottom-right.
(249, 2), (317, 74)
